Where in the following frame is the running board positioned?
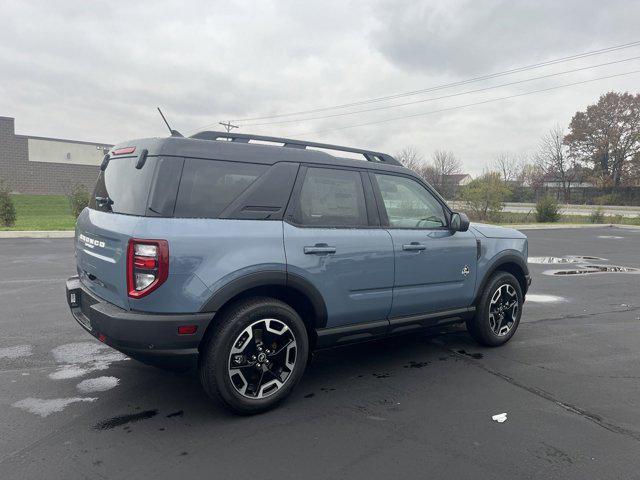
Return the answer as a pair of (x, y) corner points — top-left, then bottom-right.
(315, 307), (475, 348)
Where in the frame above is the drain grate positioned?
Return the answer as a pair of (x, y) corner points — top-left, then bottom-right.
(546, 264), (639, 276)
(528, 256), (606, 264)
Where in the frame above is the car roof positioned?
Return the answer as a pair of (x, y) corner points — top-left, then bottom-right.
(111, 131), (415, 176)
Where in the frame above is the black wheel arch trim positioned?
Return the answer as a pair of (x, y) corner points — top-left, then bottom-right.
(474, 253), (530, 305)
(199, 270), (328, 329)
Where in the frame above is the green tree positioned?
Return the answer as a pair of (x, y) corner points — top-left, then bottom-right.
(564, 91), (640, 187)
(535, 196), (561, 223)
(459, 172), (510, 221)
(0, 180), (17, 227)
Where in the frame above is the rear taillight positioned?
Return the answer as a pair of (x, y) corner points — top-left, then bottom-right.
(127, 239), (169, 298)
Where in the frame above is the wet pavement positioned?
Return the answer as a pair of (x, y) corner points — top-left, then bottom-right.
(1, 226), (639, 479)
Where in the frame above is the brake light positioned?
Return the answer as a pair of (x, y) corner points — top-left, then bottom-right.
(127, 239), (169, 298)
(112, 146), (136, 155)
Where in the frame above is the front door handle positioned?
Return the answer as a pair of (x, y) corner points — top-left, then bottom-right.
(402, 242), (426, 252)
(304, 243), (337, 255)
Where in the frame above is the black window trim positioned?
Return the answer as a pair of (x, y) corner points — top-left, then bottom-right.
(368, 171), (453, 231)
(284, 163), (381, 229)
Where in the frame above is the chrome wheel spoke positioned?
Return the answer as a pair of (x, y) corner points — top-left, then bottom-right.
(228, 318), (297, 400)
(488, 283), (519, 337)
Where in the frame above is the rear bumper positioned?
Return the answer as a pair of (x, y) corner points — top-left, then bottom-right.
(66, 276), (214, 369)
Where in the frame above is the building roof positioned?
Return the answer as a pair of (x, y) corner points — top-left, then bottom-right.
(443, 173), (472, 184)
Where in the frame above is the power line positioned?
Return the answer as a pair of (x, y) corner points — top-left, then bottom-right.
(208, 39), (640, 124)
(219, 121), (239, 132)
(289, 69), (640, 137)
(238, 56), (640, 127)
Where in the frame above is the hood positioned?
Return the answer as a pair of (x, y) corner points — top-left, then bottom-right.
(470, 223), (527, 239)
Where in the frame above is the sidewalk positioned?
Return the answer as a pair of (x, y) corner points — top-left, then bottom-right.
(0, 230), (75, 238)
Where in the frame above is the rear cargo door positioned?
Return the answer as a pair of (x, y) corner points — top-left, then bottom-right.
(75, 210), (139, 309)
(76, 154), (182, 309)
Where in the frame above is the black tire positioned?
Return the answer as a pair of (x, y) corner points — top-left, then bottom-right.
(199, 297), (309, 415)
(466, 271), (523, 347)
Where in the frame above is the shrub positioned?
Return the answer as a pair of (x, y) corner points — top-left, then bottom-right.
(592, 193), (621, 206)
(0, 181), (17, 227)
(459, 172), (511, 222)
(67, 184), (90, 218)
(589, 206), (605, 223)
(535, 196), (561, 223)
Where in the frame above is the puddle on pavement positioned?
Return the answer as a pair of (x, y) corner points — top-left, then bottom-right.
(457, 349), (483, 359)
(528, 256), (606, 264)
(94, 409), (159, 430)
(545, 265), (639, 276)
(404, 361), (431, 369)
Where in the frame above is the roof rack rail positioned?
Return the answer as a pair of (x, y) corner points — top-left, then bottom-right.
(190, 130), (401, 166)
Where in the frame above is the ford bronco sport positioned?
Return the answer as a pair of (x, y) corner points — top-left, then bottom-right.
(66, 131), (530, 414)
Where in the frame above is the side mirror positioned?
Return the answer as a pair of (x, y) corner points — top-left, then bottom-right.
(450, 212), (470, 232)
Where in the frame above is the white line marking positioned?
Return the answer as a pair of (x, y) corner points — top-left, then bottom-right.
(0, 345), (33, 359)
(526, 294), (566, 303)
(12, 397), (97, 417)
(76, 376), (120, 393)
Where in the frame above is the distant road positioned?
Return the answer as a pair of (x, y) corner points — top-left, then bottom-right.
(450, 202), (640, 218)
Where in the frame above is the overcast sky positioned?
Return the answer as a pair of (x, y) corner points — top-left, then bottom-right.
(2, 0), (640, 175)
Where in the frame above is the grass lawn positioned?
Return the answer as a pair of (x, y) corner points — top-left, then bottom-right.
(1, 195), (76, 231)
(496, 211), (640, 226)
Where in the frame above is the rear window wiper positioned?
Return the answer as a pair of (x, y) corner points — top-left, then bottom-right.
(95, 196), (114, 208)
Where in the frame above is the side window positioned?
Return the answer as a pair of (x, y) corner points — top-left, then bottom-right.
(374, 174), (447, 229)
(174, 159), (267, 218)
(295, 167), (368, 227)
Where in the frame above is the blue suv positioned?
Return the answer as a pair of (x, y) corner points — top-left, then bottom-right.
(66, 131), (530, 414)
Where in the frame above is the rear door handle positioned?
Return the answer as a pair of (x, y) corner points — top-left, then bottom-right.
(304, 243), (337, 255)
(402, 242), (426, 252)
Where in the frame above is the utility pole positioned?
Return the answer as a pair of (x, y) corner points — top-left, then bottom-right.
(219, 121), (239, 133)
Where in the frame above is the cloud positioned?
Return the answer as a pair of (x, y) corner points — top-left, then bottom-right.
(369, 0), (640, 75)
(1, 0), (639, 174)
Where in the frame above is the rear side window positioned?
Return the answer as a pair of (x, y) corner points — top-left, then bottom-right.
(174, 159), (267, 218)
(91, 157), (159, 215)
(294, 167), (367, 227)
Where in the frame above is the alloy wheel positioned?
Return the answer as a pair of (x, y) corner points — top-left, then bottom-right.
(488, 283), (519, 336)
(227, 318), (297, 399)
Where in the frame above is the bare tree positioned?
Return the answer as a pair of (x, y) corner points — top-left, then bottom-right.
(395, 146), (424, 172)
(536, 125), (575, 201)
(493, 152), (520, 182)
(431, 150), (462, 197)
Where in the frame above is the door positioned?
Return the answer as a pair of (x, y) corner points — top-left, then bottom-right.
(371, 172), (477, 319)
(284, 166), (394, 328)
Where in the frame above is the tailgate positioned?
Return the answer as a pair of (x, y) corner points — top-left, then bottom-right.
(75, 209), (140, 309)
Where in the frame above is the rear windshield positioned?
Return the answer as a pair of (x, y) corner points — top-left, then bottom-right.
(90, 157), (159, 215)
(174, 159), (267, 218)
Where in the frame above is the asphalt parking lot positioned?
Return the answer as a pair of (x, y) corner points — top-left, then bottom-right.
(1, 226), (639, 479)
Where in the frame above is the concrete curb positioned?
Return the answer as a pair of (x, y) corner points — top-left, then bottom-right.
(0, 230), (75, 238)
(509, 224), (640, 230)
